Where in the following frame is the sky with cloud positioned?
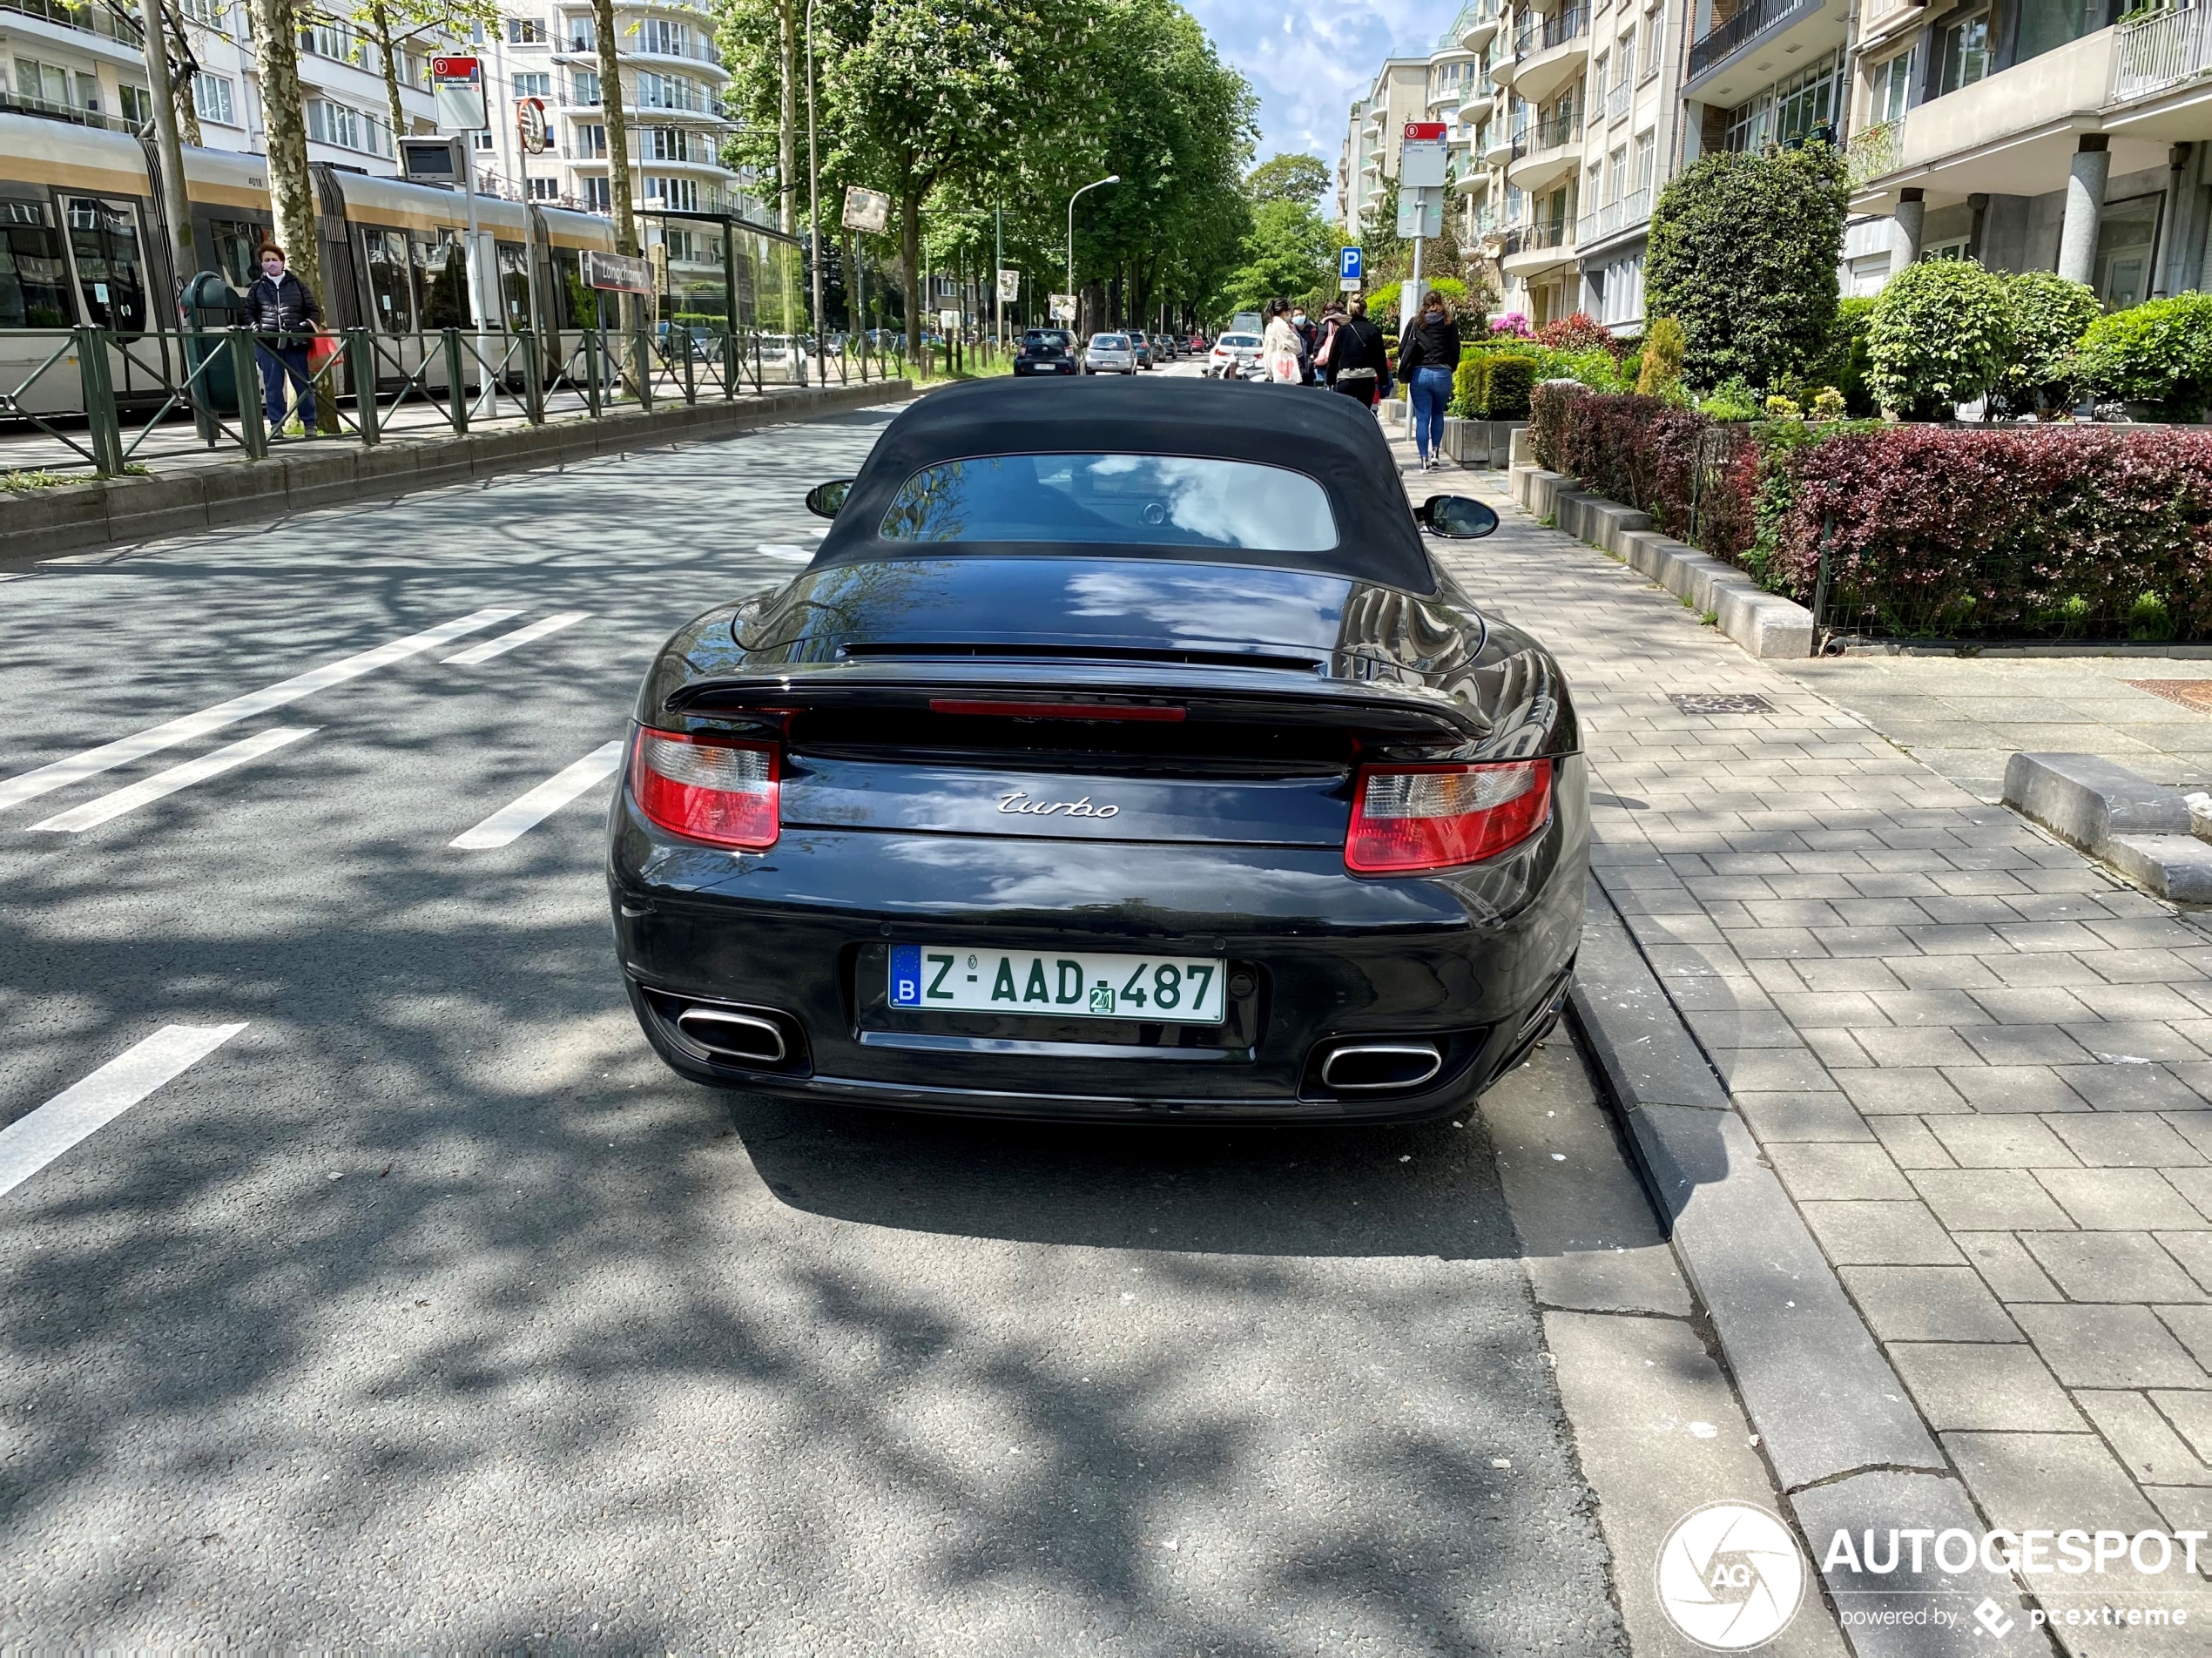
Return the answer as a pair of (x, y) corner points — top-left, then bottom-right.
(1186, 0), (1462, 173)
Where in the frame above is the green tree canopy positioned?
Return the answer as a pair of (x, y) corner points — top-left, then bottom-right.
(1219, 196), (1333, 316)
(1644, 143), (1849, 392)
(1244, 152), (1331, 208)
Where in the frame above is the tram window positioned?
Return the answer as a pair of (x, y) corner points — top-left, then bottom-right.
(0, 199), (73, 328)
(415, 228), (469, 329)
(64, 197), (150, 335)
(207, 219), (264, 289)
(496, 239), (529, 329)
(361, 226), (411, 332)
(551, 246), (597, 327)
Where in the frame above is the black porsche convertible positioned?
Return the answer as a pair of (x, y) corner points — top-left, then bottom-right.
(608, 378), (1587, 1122)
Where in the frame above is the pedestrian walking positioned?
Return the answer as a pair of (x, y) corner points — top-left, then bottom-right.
(246, 242), (321, 437)
(1290, 303), (1319, 385)
(1396, 289), (1461, 469)
(1325, 296), (1389, 408)
(1261, 299), (1304, 385)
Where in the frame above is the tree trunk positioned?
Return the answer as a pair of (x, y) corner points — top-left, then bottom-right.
(776, 0), (796, 235)
(251, 0), (319, 302)
(590, 0), (637, 255)
(249, 0), (333, 430)
(899, 188), (920, 361)
(370, 1), (406, 151)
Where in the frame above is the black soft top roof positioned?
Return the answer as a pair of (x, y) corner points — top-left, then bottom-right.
(811, 376), (1438, 594)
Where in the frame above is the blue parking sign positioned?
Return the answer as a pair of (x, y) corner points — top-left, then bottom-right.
(1339, 246), (1363, 282)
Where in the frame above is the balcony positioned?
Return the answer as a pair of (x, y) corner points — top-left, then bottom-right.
(2112, 3), (2212, 104)
(1501, 218), (1576, 277)
(1688, 0), (1817, 82)
(1, 0), (146, 57)
(1506, 106), (1581, 191)
(1450, 0), (1500, 52)
(1606, 77), (1631, 121)
(1575, 185), (1650, 245)
(1508, 6), (1590, 106)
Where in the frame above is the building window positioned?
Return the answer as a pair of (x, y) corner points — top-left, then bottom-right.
(1641, 2), (1662, 77)
(1722, 48), (1840, 151)
(307, 97), (388, 157)
(193, 72), (237, 126)
(12, 58), (91, 112)
(568, 17), (594, 51)
(1875, 46), (1915, 125)
(582, 176), (610, 212)
(475, 130), (495, 150)
(527, 177), (561, 201)
(508, 17), (545, 44)
(1938, 8), (1994, 96)
(300, 22), (363, 64)
(1615, 30), (1635, 86)
(575, 123), (606, 156)
(514, 71), (551, 98)
(1608, 144), (1628, 200)
(1635, 128), (1656, 189)
(179, 0), (228, 24)
(644, 175), (698, 212)
(570, 69), (599, 106)
(118, 83), (153, 126)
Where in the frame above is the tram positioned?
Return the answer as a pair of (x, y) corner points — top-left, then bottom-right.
(0, 110), (619, 414)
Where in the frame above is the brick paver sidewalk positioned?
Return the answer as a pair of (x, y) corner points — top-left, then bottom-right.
(1405, 445), (2212, 1641)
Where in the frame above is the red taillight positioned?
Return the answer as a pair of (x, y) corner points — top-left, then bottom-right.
(1345, 759), (1553, 873)
(631, 727), (779, 849)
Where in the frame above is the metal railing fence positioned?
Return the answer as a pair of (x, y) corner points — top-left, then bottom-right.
(2114, 2), (2212, 103)
(0, 323), (907, 480)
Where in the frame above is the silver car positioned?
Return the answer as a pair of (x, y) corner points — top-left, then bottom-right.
(1083, 332), (1137, 374)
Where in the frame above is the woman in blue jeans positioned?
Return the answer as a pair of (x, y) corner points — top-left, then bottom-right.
(1395, 291), (1461, 470)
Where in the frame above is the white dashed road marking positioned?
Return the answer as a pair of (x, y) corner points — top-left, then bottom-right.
(450, 738), (626, 849)
(0, 1023), (247, 1200)
(0, 608), (517, 816)
(442, 611), (589, 665)
(30, 727), (319, 832)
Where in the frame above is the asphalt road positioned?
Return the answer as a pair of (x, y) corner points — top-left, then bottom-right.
(0, 387), (1629, 1651)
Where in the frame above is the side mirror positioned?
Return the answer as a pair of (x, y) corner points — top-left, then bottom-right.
(805, 478), (853, 519)
(1419, 495), (1500, 539)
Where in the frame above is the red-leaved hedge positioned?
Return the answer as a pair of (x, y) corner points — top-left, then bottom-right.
(1776, 426), (2212, 638)
(1538, 389), (2212, 639)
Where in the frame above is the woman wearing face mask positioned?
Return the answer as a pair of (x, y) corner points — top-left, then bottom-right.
(1261, 298), (1305, 385)
(1395, 291), (1461, 470)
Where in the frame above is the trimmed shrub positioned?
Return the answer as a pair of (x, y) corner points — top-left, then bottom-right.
(2074, 293), (2212, 421)
(1636, 316), (1686, 399)
(1645, 143), (1849, 392)
(1541, 388), (1760, 564)
(1867, 258), (2012, 419)
(1998, 271), (2100, 416)
(1771, 426), (2212, 637)
(1451, 354), (1488, 417)
(1486, 354), (1540, 420)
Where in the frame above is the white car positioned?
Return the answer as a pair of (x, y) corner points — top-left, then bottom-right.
(1207, 333), (1263, 380)
(1084, 332), (1137, 374)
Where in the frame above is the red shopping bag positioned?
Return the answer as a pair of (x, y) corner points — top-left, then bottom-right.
(307, 328), (339, 372)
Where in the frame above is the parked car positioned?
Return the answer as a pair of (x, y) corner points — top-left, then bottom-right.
(610, 377), (1582, 1124)
(1015, 328), (1080, 376)
(1128, 330), (1156, 369)
(1084, 332), (1137, 374)
(1188, 333), (1207, 352)
(1205, 332), (1262, 379)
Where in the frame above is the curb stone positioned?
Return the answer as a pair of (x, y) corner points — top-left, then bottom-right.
(2003, 751), (2212, 902)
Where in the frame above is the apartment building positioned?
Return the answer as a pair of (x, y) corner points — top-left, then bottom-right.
(1, 0), (448, 174)
(1847, 0), (2212, 306)
(1338, 57), (1431, 239)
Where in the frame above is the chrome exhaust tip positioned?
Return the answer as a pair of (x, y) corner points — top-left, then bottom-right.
(1318, 1041), (1445, 1093)
(672, 1006), (789, 1065)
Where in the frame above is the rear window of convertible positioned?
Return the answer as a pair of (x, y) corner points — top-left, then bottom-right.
(877, 454), (1339, 553)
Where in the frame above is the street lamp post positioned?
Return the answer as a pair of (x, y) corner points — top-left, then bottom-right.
(1066, 174), (1117, 336)
(805, 0), (825, 388)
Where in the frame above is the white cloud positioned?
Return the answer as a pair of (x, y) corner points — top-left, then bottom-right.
(1188, 0), (1461, 182)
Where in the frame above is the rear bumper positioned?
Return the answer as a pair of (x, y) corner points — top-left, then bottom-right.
(609, 755), (1589, 1123)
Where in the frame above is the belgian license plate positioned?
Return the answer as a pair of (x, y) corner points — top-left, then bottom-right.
(889, 945), (1226, 1024)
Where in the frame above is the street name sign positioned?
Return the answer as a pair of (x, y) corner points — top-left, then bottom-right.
(1399, 121), (1448, 189)
(582, 250), (653, 295)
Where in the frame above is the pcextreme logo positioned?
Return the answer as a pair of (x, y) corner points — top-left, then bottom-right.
(1656, 1501), (1808, 1650)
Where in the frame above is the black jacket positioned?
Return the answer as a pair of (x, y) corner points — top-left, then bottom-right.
(1396, 314), (1461, 376)
(246, 270), (322, 338)
(1326, 314), (1390, 382)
